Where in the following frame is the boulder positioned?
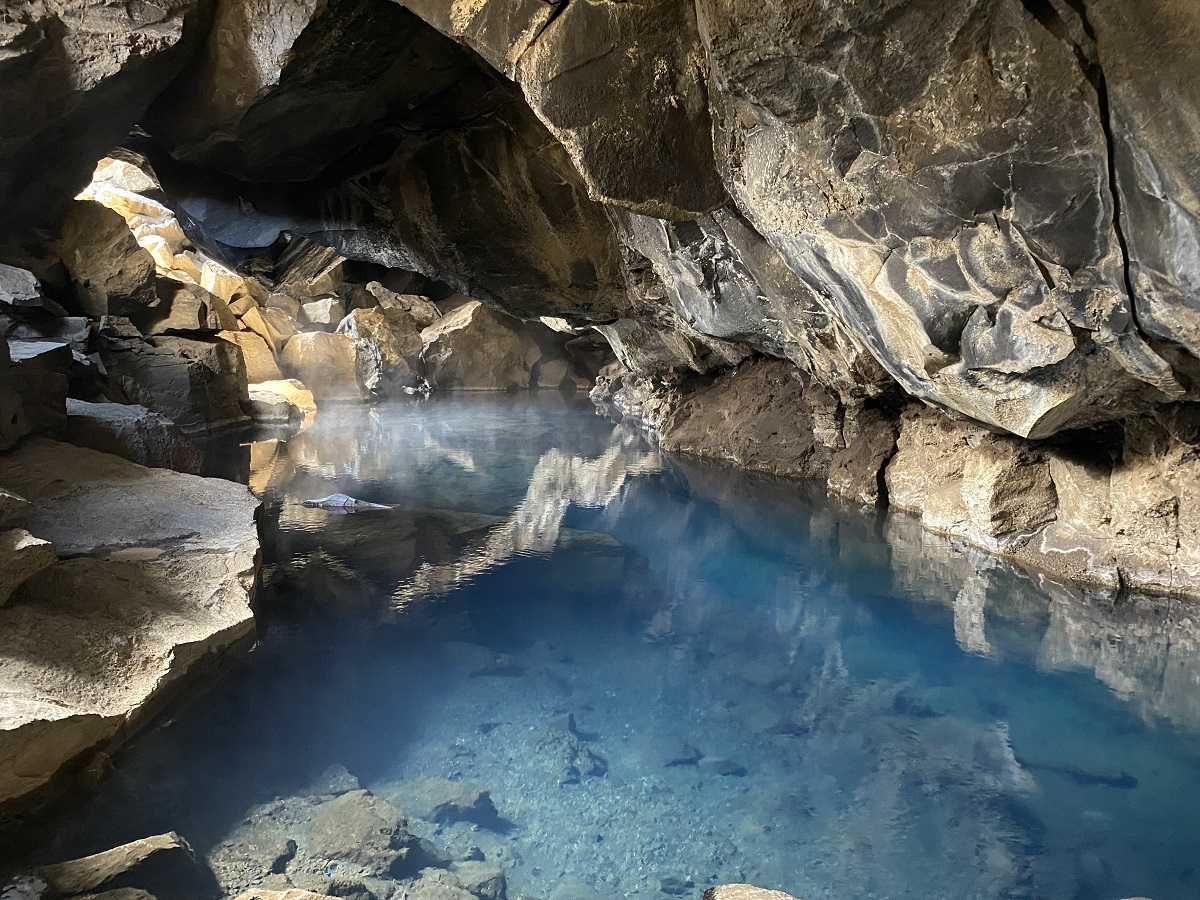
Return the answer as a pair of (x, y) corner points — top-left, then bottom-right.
(0, 529), (56, 607)
(395, 777), (499, 826)
(360, 283), (439, 327)
(101, 333), (249, 434)
(247, 383), (308, 425)
(7, 341), (70, 439)
(0, 440), (259, 813)
(66, 398), (202, 474)
(129, 278), (238, 335)
(337, 307), (425, 398)
(0, 489), (33, 530)
(220, 331), (285, 384)
(242, 306), (298, 355)
(301, 790), (422, 878)
(420, 301), (534, 391)
(37, 832), (220, 900)
(279, 332), (359, 402)
(53, 200), (157, 318)
(300, 297), (345, 329)
(0, 265), (45, 309)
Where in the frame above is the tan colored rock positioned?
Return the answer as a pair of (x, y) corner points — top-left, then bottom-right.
(247, 380), (315, 425)
(420, 301), (534, 391)
(279, 332), (359, 401)
(37, 832), (219, 900)
(220, 330), (285, 384)
(362, 283), (439, 327)
(241, 306), (297, 354)
(66, 398), (202, 474)
(253, 380), (316, 418)
(704, 886), (799, 900)
(130, 277), (238, 335)
(264, 292), (302, 319)
(0, 529), (56, 607)
(0, 440), (258, 812)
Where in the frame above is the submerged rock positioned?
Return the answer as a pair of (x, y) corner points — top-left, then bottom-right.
(37, 832), (220, 900)
(397, 777), (499, 827)
(704, 887), (799, 900)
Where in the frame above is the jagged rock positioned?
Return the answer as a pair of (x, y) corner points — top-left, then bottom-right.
(279, 332), (359, 402)
(66, 399), (202, 474)
(0, 529), (55, 607)
(100, 334), (249, 434)
(220, 331), (285, 384)
(0, 0), (206, 243)
(8, 341), (70, 439)
(337, 307), (425, 398)
(659, 360), (841, 481)
(130, 278), (237, 335)
(885, 405), (1057, 553)
(300, 297), (344, 328)
(401, 871), (476, 900)
(265, 292), (302, 319)
(0, 265), (45, 308)
(53, 200), (157, 318)
(420, 301), (534, 391)
(242, 306), (298, 355)
(301, 790), (421, 878)
(37, 833), (219, 900)
(695, 0), (1188, 439)
(235, 892), (340, 900)
(446, 862), (505, 900)
(0, 441), (258, 813)
(361, 283), (439, 327)
(397, 777), (498, 826)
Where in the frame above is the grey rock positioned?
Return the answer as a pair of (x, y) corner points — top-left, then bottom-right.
(0, 440), (258, 811)
(66, 398), (203, 474)
(420, 302), (534, 392)
(337, 307), (427, 398)
(8, 340), (70, 439)
(0, 265), (45, 308)
(0, 529), (56, 607)
(397, 776), (499, 826)
(302, 494), (392, 512)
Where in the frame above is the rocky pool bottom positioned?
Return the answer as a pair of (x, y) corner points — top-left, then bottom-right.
(5, 396), (1200, 900)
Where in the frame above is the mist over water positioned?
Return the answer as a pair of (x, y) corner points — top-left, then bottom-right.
(19, 397), (1200, 900)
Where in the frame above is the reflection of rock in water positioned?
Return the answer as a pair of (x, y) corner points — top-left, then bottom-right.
(392, 437), (661, 604)
(954, 574), (993, 656)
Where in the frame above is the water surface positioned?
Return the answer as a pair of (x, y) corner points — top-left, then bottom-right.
(17, 397), (1200, 900)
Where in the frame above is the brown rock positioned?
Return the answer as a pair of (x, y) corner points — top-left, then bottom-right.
(54, 200), (157, 318)
(130, 278), (238, 335)
(220, 330), (285, 384)
(279, 332), (359, 402)
(37, 832), (219, 900)
(420, 301), (533, 391)
(337, 307), (425, 398)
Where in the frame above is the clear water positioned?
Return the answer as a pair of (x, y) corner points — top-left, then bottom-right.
(12, 397), (1200, 900)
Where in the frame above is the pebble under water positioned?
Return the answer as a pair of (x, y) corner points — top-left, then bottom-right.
(15, 396), (1200, 900)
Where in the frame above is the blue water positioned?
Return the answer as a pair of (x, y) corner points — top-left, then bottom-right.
(18, 397), (1200, 899)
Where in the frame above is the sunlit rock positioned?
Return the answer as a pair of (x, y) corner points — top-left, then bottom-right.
(0, 440), (258, 813)
(36, 832), (219, 900)
(53, 200), (157, 318)
(279, 332), (359, 402)
(420, 301), (535, 392)
(220, 331), (285, 384)
(337, 307), (426, 399)
(0, 529), (55, 608)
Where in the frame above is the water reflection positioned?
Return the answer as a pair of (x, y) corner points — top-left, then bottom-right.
(13, 397), (1200, 900)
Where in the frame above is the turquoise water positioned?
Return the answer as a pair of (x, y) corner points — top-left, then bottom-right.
(16, 397), (1200, 899)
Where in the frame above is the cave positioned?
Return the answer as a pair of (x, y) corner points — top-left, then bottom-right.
(2, 1), (1200, 898)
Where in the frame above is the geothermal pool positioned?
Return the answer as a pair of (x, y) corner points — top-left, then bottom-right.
(14, 397), (1200, 900)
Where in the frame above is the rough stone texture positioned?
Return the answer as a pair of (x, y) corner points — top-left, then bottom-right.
(0, 265), (44, 309)
(37, 832), (220, 900)
(220, 330), (285, 384)
(0, 529), (56, 608)
(7, 341), (70, 439)
(0, 0), (206, 243)
(247, 380), (316, 425)
(695, 0), (1189, 438)
(53, 201), (157, 319)
(279, 331), (359, 401)
(131, 278), (238, 335)
(0, 440), (258, 814)
(420, 301), (533, 391)
(101, 332), (249, 434)
(66, 398), (203, 474)
(242, 306), (299, 355)
(300, 297), (345, 328)
(337, 307), (426, 398)
(513, 0), (725, 219)
(0, 342), (30, 453)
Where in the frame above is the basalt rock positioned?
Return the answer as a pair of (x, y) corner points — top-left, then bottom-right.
(0, 440), (258, 815)
(420, 301), (535, 392)
(66, 398), (203, 474)
(220, 330), (285, 384)
(52, 201), (157, 319)
(337, 307), (426, 398)
(279, 332), (359, 402)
